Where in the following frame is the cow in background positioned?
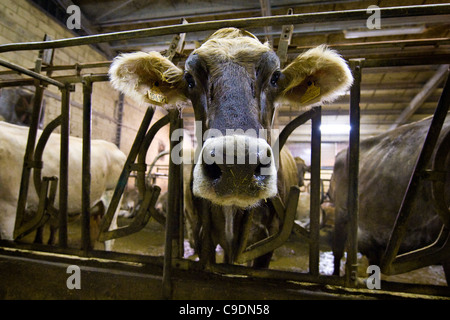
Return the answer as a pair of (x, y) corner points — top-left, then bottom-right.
(331, 116), (450, 284)
(109, 28), (352, 266)
(0, 121), (126, 250)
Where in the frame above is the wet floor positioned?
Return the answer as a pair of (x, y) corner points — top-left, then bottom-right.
(112, 217), (447, 286)
(19, 215), (447, 287)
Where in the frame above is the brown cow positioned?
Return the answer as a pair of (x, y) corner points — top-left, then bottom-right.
(110, 28), (352, 266)
(332, 116), (450, 283)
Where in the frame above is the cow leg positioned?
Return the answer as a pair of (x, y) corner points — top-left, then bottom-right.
(47, 225), (57, 245)
(252, 252), (273, 269)
(34, 226), (44, 244)
(332, 207), (349, 276)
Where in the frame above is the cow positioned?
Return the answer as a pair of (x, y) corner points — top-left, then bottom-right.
(331, 116), (450, 284)
(0, 121), (126, 249)
(109, 28), (353, 266)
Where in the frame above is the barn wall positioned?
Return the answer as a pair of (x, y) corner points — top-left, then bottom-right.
(0, 0), (173, 191)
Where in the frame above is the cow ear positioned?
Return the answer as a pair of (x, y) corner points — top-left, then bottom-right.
(277, 45), (353, 107)
(109, 51), (186, 106)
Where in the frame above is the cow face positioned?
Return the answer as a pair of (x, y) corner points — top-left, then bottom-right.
(110, 28), (352, 208)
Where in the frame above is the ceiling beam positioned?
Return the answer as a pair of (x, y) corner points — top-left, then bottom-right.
(389, 64), (449, 129)
(55, 0), (116, 59)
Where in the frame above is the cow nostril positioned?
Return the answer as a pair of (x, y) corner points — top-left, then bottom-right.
(254, 161), (271, 178)
(203, 162), (222, 181)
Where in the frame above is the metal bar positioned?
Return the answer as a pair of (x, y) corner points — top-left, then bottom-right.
(0, 4), (448, 53)
(276, 107), (320, 150)
(33, 116), (62, 195)
(380, 70), (450, 274)
(136, 115), (170, 195)
(0, 58), (65, 88)
(162, 109), (183, 299)
(309, 106), (321, 276)
(345, 59), (363, 286)
(390, 64), (449, 129)
(59, 85), (71, 248)
(82, 77), (92, 251)
(115, 93), (124, 148)
(13, 85), (45, 239)
(98, 107), (155, 241)
(235, 186), (300, 263)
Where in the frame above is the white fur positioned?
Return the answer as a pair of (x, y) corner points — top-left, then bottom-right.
(193, 135), (277, 208)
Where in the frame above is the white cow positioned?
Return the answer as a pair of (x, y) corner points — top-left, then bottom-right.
(0, 121), (126, 249)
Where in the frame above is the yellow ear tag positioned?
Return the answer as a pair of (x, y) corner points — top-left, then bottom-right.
(147, 83), (167, 105)
(300, 82), (321, 104)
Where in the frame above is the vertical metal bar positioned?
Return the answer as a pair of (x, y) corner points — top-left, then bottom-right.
(14, 85), (45, 238)
(162, 109), (183, 299)
(98, 107), (155, 240)
(309, 106), (321, 276)
(59, 85), (70, 248)
(82, 77), (92, 251)
(346, 59), (363, 286)
(381, 70), (450, 273)
(115, 92), (124, 148)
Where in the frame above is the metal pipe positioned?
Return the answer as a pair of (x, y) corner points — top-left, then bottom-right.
(59, 85), (71, 248)
(309, 106), (321, 276)
(276, 107), (320, 150)
(0, 4), (448, 53)
(346, 59), (363, 286)
(380, 70), (450, 274)
(0, 58), (65, 88)
(98, 107), (155, 241)
(13, 85), (45, 239)
(162, 109), (183, 299)
(82, 77), (92, 251)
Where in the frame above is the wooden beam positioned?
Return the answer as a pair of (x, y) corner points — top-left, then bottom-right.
(390, 64), (449, 129)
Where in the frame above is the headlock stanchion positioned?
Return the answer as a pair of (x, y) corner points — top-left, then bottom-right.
(380, 70), (450, 275)
(1, 5), (450, 299)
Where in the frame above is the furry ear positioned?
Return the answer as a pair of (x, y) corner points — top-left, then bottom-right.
(109, 51), (186, 106)
(278, 45), (353, 107)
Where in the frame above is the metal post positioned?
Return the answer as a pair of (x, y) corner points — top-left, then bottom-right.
(59, 85), (71, 248)
(82, 77), (92, 251)
(14, 85), (45, 238)
(309, 106), (321, 276)
(346, 59), (363, 286)
(162, 109), (183, 299)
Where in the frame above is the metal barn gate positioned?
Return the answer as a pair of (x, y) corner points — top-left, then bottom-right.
(0, 4), (449, 300)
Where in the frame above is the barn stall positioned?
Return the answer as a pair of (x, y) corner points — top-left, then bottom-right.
(0, 0), (449, 300)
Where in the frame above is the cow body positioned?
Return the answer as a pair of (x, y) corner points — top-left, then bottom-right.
(332, 116), (450, 281)
(110, 28), (352, 266)
(0, 121), (126, 248)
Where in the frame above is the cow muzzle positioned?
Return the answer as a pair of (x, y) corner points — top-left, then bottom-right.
(193, 135), (278, 208)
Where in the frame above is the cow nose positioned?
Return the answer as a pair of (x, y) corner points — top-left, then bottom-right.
(202, 147), (272, 183)
(192, 135), (278, 208)
(200, 135), (273, 196)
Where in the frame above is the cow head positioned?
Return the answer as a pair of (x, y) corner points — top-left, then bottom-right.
(110, 28), (352, 208)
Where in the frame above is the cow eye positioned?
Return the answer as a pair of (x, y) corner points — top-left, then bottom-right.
(270, 71), (280, 86)
(184, 72), (195, 88)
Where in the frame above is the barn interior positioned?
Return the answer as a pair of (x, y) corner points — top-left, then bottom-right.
(0, 0), (449, 300)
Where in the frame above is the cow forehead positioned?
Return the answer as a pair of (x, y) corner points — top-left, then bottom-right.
(193, 35), (272, 70)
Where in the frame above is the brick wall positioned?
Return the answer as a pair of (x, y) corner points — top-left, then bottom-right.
(0, 0), (174, 192)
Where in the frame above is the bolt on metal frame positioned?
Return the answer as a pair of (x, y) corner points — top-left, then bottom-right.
(0, 4), (449, 298)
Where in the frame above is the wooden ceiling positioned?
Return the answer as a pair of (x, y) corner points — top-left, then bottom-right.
(30, 0), (450, 143)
